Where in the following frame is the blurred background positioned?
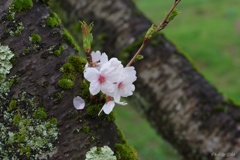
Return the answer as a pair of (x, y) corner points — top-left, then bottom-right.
(115, 0), (240, 159)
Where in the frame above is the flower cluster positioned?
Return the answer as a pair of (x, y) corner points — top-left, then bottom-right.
(73, 51), (136, 115)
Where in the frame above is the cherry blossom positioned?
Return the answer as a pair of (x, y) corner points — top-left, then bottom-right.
(113, 66), (137, 102)
(74, 50), (137, 115)
(85, 51), (108, 69)
(84, 61), (120, 96)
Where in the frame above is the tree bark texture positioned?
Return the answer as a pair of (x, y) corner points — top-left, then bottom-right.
(0, 1), (128, 160)
(56, 0), (240, 159)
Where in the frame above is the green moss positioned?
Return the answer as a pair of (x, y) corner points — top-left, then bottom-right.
(116, 126), (127, 144)
(55, 92), (62, 101)
(13, 114), (22, 125)
(62, 62), (75, 73)
(105, 112), (116, 122)
(53, 50), (60, 56)
(87, 105), (102, 118)
(8, 99), (17, 111)
(33, 107), (48, 120)
(58, 78), (74, 89)
(81, 126), (90, 134)
(53, 45), (65, 56)
(19, 146), (31, 157)
(80, 80), (90, 99)
(11, 0), (33, 12)
(57, 55), (86, 90)
(46, 12), (61, 27)
(62, 29), (80, 53)
(7, 12), (15, 21)
(62, 73), (75, 81)
(9, 22), (24, 36)
(49, 118), (58, 125)
(214, 105), (228, 112)
(39, 0), (51, 5)
(24, 47), (30, 54)
(67, 55), (87, 73)
(29, 33), (41, 43)
(115, 143), (138, 160)
(59, 44), (65, 50)
(7, 76), (19, 87)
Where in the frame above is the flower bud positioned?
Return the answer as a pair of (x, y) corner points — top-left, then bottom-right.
(80, 21), (94, 53)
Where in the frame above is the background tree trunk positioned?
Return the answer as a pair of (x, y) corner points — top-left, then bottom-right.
(0, 1), (132, 160)
(55, 0), (240, 159)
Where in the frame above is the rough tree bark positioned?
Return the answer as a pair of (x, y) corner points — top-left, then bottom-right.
(55, 0), (240, 160)
(0, 1), (135, 160)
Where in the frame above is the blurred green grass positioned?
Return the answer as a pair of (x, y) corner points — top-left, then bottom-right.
(116, 0), (240, 159)
(135, 0), (240, 103)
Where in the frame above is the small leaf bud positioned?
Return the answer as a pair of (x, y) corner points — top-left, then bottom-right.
(145, 24), (157, 40)
(167, 9), (179, 22)
(135, 55), (144, 61)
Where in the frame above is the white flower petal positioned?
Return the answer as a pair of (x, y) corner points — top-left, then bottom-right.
(115, 101), (127, 106)
(105, 71), (121, 83)
(73, 96), (85, 110)
(100, 53), (108, 64)
(100, 81), (115, 96)
(130, 84), (135, 92)
(100, 62), (113, 74)
(91, 50), (101, 62)
(122, 83), (135, 97)
(109, 58), (122, 67)
(113, 91), (121, 102)
(102, 101), (115, 114)
(89, 80), (101, 95)
(123, 67), (137, 83)
(84, 68), (99, 82)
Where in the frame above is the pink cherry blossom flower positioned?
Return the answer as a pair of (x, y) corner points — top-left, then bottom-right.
(85, 51), (108, 69)
(73, 96), (85, 110)
(91, 51), (108, 65)
(113, 66), (137, 102)
(84, 62), (120, 96)
(78, 50), (137, 115)
(108, 58), (123, 73)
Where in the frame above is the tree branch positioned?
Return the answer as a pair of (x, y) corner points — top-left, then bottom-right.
(0, 1), (132, 159)
(55, 0), (240, 159)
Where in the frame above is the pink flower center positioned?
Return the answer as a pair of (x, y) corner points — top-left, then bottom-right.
(107, 96), (112, 102)
(98, 75), (106, 84)
(118, 82), (124, 89)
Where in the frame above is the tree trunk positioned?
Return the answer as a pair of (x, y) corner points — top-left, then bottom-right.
(55, 0), (240, 159)
(0, 1), (135, 160)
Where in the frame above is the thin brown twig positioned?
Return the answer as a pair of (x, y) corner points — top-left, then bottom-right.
(126, 0), (181, 67)
(156, 0), (181, 31)
(126, 41), (147, 67)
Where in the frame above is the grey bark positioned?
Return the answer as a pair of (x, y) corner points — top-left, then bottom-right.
(56, 0), (240, 159)
(0, 1), (125, 160)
